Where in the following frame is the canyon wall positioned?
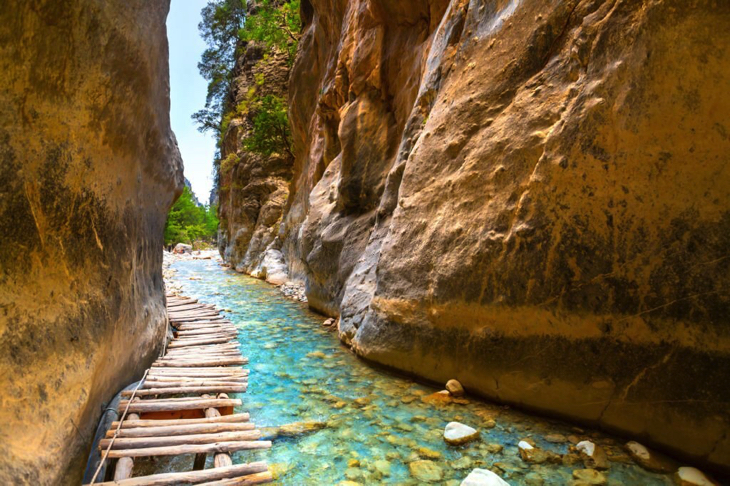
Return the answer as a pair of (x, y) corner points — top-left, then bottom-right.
(221, 0), (730, 472)
(218, 37), (294, 285)
(0, 1), (183, 483)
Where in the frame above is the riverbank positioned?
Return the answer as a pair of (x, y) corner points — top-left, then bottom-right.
(166, 258), (720, 485)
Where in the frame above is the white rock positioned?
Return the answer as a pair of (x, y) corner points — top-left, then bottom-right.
(444, 422), (480, 445)
(577, 440), (595, 456)
(461, 468), (511, 486)
(518, 441), (534, 451)
(626, 441), (650, 460)
(675, 467), (716, 486)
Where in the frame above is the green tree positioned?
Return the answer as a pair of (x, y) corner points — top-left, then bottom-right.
(192, 0), (247, 133)
(164, 187), (219, 247)
(240, 0), (301, 63)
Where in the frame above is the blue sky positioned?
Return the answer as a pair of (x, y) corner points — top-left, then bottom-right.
(167, 0), (216, 204)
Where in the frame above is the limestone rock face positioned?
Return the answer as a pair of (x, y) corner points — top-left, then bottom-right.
(217, 36), (294, 282)
(271, 0), (730, 473)
(0, 1), (183, 483)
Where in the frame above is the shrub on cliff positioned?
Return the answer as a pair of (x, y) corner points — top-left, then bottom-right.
(243, 95), (292, 157)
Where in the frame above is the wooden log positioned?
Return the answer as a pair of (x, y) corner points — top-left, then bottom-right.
(198, 471), (274, 486)
(105, 422), (255, 438)
(110, 413), (250, 429)
(147, 367), (248, 373)
(121, 385), (247, 397)
(176, 329), (238, 336)
(117, 398), (241, 413)
(99, 430), (262, 450)
(153, 359), (247, 367)
(86, 462), (268, 486)
(113, 409), (140, 481)
(105, 440), (271, 458)
(147, 370), (248, 377)
(168, 338), (232, 348)
(143, 380), (247, 388)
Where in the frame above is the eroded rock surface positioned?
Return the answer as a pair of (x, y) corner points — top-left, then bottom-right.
(0, 1), (183, 483)
(220, 0), (730, 473)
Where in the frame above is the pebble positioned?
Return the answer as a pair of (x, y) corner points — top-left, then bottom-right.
(625, 441), (675, 473)
(460, 468), (511, 485)
(571, 468), (607, 485)
(577, 440), (610, 470)
(409, 460), (444, 482)
(447, 379), (465, 397)
(444, 422), (480, 445)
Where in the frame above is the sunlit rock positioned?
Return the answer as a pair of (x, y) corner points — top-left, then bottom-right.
(576, 440), (609, 470)
(447, 379), (465, 397)
(445, 422), (480, 445)
(460, 468), (511, 486)
(675, 467), (718, 486)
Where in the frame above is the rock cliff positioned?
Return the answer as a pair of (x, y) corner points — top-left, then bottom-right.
(217, 37), (294, 285)
(0, 1), (183, 483)
(221, 0), (730, 473)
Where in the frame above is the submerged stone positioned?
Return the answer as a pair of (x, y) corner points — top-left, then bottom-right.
(409, 460), (444, 482)
(571, 468), (607, 485)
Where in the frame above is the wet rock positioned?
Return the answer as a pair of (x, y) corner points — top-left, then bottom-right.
(422, 390), (454, 406)
(545, 434), (567, 443)
(460, 468), (511, 486)
(447, 379), (465, 397)
(373, 460), (391, 477)
(353, 397), (371, 408)
(174, 243), (193, 254)
(259, 421), (327, 440)
(524, 472), (544, 486)
(518, 441), (561, 464)
(417, 447), (442, 460)
(409, 460), (444, 483)
(675, 466), (718, 486)
(485, 443), (504, 454)
(625, 441), (675, 473)
(347, 459), (360, 467)
(451, 456), (474, 470)
(306, 351), (326, 359)
(576, 440), (610, 470)
(571, 469), (607, 485)
(483, 419), (497, 429)
(445, 422), (480, 445)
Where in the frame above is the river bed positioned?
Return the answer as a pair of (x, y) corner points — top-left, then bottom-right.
(157, 257), (676, 485)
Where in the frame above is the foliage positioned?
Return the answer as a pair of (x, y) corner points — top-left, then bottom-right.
(240, 0), (301, 63)
(192, 0), (247, 133)
(164, 187), (219, 246)
(243, 95), (292, 157)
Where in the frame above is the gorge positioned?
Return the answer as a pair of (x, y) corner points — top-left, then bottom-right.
(0, 0), (728, 484)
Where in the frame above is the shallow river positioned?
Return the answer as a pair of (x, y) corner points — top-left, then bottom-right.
(159, 258), (675, 485)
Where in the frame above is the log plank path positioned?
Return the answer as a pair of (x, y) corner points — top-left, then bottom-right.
(86, 294), (272, 485)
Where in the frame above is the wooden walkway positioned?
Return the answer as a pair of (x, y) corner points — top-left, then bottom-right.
(86, 294), (272, 485)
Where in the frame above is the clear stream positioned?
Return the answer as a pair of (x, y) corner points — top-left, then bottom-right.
(146, 258), (676, 485)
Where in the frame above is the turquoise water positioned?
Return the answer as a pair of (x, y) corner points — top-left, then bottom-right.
(164, 258), (675, 485)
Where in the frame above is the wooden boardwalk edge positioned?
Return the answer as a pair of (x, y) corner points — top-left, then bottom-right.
(84, 293), (272, 486)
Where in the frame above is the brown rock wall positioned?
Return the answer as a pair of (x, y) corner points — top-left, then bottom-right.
(0, 1), (183, 483)
(278, 0), (730, 473)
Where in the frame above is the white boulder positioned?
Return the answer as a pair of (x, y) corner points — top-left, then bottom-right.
(461, 468), (510, 486)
